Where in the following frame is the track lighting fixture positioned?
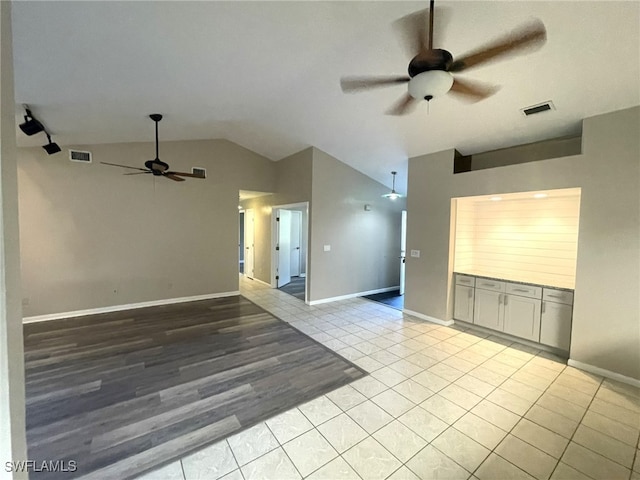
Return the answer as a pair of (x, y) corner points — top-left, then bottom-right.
(42, 133), (61, 155)
(19, 108), (44, 136)
(18, 105), (62, 155)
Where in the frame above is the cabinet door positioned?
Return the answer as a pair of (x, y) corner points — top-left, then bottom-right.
(474, 289), (503, 330)
(540, 302), (572, 351)
(454, 285), (474, 322)
(503, 295), (542, 341)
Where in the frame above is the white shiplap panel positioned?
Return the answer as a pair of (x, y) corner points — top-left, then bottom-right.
(453, 192), (581, 289)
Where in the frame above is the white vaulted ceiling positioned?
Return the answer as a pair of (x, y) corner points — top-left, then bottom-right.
(11, 1), (640, 193)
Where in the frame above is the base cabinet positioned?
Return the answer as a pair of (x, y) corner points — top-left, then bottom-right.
(473, 289), (503, 330)
(454, 273), (573, 351)
(454, 285), (474, 323)
(540, 301), (572, 350)
(503, 295), (541, 342)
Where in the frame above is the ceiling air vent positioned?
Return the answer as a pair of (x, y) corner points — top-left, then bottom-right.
(192, 167), (206, 178)
(521, 101), (555, 117)
(69, 149), (92, 163)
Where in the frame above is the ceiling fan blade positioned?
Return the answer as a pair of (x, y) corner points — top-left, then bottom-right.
(124, 171), (152, 175)
(449, 18), (546, 73)
(167, 171), (205, 179)
(340, 76), (410, 93)
(164, 173), (186, 182)
(393, 8), (429, 56)
(449, 77), (500, 102)
(100, 161), (148, 172)
(386, 93), (418, 116)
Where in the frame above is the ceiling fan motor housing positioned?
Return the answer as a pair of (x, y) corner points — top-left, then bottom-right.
(408, 49), (453, 77)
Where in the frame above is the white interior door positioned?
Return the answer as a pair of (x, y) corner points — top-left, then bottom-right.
(277, 209), (291, 287)
(400, 210), (407, 295)
(290, 211), (302, 277)
(244, 209), (255, 279)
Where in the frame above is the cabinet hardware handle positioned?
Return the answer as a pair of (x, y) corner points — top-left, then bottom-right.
(513, 288), (529, 292)
(468, 289), (473, 299)
(547, 294), (562, 298)
(504, 295), (509, 306)
(542, 301), (546, 313)
(484, 283), (496, 287)
(498, 294), (503, 304)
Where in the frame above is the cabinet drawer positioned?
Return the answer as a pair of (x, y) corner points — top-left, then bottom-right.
(506, 282), (542, 299)
(456, 274), (475, 287)
(475, 279), (505, 292)
(543, 288), (574, 305)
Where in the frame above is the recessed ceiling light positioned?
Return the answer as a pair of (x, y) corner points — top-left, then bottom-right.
(490, 196), (502, 201)
(534, 193), (548, 198)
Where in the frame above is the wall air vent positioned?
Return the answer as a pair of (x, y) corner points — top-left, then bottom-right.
(192, 167), (206, 178)
(521, 101), (555, 117)
(69, 149), (92, 163)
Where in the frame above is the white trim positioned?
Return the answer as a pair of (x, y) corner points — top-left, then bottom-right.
(299, 273), (306, 278)
(250, 277), (272, 288)
(308, 286), (400, 306)
(402, 309), (454, 326)
(568, 359), (640, 388)
(23, 291), (240, 324)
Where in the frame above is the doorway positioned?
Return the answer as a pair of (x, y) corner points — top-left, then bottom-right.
(362, 209), (406, 310)
(272, 203), (309, 302)
(239, 211), (245, 274)
(244, 208), (255, 279)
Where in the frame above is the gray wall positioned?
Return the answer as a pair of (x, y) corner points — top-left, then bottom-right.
(471, 136), (582, 170)
(405, 106), (640, 380)
(18, 139), (275, 316)
(240, 148), (313, 284)
(309, 148), (405, 302)
(0, 1), (28, 473)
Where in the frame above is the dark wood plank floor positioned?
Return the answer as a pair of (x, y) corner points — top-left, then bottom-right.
(23, 296), (365, 479)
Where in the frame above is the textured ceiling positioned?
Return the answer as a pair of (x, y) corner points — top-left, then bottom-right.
(11, 1), (640, 193)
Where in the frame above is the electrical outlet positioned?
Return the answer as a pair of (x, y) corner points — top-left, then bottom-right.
(410, 250), (420, 258)
(323, 245), (331, 252)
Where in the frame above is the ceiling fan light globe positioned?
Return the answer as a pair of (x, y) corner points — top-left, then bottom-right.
(408, 70), (454, 100)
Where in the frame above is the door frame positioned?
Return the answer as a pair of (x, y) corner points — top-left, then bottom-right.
(289, 210), (302, 277)
(271, 202), (310, 302)
(243, 208), (255, 279)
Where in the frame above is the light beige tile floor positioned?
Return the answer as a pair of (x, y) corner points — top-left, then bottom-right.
(135, 277), (640, 480)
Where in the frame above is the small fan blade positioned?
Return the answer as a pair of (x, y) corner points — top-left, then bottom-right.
(166, 171), (205, 179)
(124, 171), (152, 175)
(393, 8), (429, 56)
(164, 173), (186, 182)
(340, 76), (410, 93)
(449, 77), (500, 102)
(386, 93), (418, 116)
(101, 161), (149, 171)
(449, 18), (546, 73)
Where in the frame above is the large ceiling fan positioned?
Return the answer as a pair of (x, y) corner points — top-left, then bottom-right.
(101, 114), (205, 182)
(340, 0), (546, 115)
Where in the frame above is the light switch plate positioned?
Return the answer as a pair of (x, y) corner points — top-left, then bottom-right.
(410, 250), (420, 258)
(323, 245), (331, 252)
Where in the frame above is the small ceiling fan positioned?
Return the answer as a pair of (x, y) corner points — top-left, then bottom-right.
(340, 0), (546, 115)
(101, 114), (205, 182)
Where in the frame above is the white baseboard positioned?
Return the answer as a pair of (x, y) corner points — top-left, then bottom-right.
(568, 359), (640, 388)
(23, 291), (240, 324)
(299, 273), (307, 278)
(308, 286), (399, 306)
(402, 309), (454, 327)
(252, 277), (272, 288)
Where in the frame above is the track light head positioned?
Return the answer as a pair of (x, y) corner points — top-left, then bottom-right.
(43, 134), (61, 155)
(19, 116), (45, 136)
